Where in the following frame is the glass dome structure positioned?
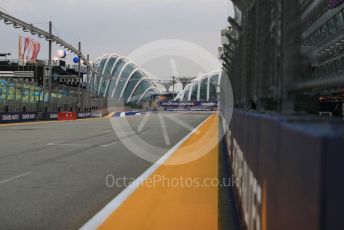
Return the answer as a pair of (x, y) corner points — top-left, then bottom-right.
(89, 54), (160, 106)
(174, 71), (221, 102)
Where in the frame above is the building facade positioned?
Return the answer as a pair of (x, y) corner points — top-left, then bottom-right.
(90, 54), (160, 106)
(302, 0), (344, 116)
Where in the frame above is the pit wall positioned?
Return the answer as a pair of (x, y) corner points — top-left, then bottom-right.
(220, 111), (344, 230)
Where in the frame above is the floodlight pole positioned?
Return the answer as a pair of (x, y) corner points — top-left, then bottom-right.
(87, 54), (91, 110)
(48, 20), (52, 111)
(78, 41), (81, 111)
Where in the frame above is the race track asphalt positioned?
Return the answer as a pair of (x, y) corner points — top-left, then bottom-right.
(0, 112), (209, 230)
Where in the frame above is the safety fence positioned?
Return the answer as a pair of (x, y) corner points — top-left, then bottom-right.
(0, 109), (108, 123)
(220, 110), (344, 230)
(0, 79), (107, 113)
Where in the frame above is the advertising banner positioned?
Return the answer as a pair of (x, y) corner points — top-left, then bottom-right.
(44, 112), (59, 120)
(91, 111), (103, 118)
(0, 112), (37, 123)
(77, 112), (92, 119)
(58, 112), (77, 121)
(160, 101), (218, 111)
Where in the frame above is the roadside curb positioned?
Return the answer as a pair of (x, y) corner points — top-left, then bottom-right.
(113, 111), (146, 118)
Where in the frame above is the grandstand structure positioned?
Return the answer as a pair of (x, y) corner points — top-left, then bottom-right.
(0, 57), (105, 113)
(0, 9), (107, 113)
(220, 0), (344, 117)
(174, 71), (221, 102)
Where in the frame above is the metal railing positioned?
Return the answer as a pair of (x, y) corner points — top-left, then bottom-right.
(0, 79), (107, 113)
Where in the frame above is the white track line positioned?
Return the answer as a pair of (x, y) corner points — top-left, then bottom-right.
(137, 113), (151, 132)
(158, 113), (171, 146)
(80, 114), (212, 230)
(47, 143), (90, 147)
(48, 142), (118, 148)
(165, 115), (200, 135)
(100, 141), (117, 147)
(0, 172), (31, 185)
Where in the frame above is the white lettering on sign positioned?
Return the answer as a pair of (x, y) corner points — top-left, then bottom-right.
(201, 102), (217, 106)
(232, 136), (262, 230)
(22, 114), (36, 120)
(2, 114), (20, 121)
(50, 114), (58, 119)
(78, 112), (91, 117)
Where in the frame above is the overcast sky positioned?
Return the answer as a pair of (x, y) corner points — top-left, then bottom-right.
(0, 0), (233, 78)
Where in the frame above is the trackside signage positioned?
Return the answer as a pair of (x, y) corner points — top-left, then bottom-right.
(44, 112), (59, 120)
(2, 114), (20, 121)
(77, 112), (92, 119)
(160, 101), (218, 111)
(0, 112), (37, 123)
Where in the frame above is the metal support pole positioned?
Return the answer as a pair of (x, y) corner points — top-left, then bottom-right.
(20, 86), (23, 111)
(87, 54), (91, 110)
(42, 67), (45, 111)
(48, 20), (52, 111)
(172, 76), (175, 94)
(78, 41), (81, 111)
(5, 82), (8, 107)
(14, 80), (17, 112)
(28, 87), (31, 105)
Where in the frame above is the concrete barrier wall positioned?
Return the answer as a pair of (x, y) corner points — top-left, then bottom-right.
(221, 111), (344, 230)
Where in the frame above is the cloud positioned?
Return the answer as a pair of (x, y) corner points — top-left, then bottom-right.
(0, 0), (233, 75)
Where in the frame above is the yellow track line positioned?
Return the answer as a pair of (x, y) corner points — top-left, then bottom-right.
(99, 114), (219, 230)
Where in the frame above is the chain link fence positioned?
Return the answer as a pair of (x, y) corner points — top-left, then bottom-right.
(0, 79), (107, 113)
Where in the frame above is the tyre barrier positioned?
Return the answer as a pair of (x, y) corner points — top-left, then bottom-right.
(221, 111), (344, 230)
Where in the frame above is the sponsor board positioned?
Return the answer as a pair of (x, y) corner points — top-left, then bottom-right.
(0, 110), (105, 123)
(58, 112), (77, 121)
(91, 111), (103, 118)
(0, 112), (36, 123)
(77, 112), (92, 119)
(160, 101), (218, 111)
(44, 112), (59, 120)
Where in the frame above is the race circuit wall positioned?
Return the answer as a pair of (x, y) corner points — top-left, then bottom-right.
(221, 111), (344, 230)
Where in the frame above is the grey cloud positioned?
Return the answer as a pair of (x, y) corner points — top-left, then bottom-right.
(0, 0), (233, 76)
